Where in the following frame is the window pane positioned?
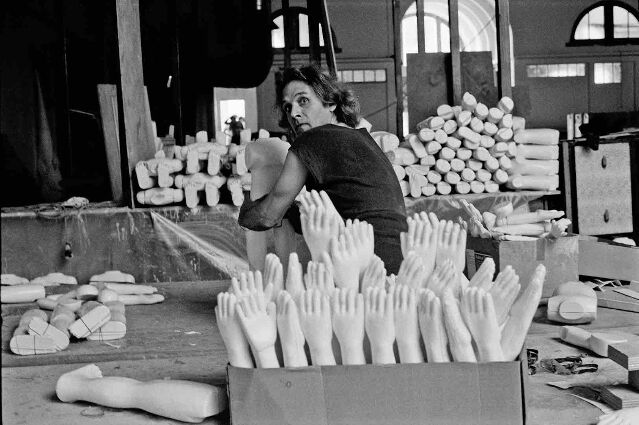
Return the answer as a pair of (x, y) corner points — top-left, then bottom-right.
(272, 16), (284, 48)
(527, 65), (536, 78)
(547, 64), (558, 77)
(594, 63), (604, 84)
(574, 17), (590, 39)
(568, 63), (576, 76)
(594, 62), (621, 84)
(401, 15), (418, 64)
(538, 64), (548, 77)
(425, 16), (438, 52)
(575, 7), (605, 40)
(589, 7), (605, 39)
(628, 9), (639, 37)
(439, 20), (450, 53)
(299, 13), (309, 47)
(375, 69), (386, 82)
(613, 62), (621, 83)
(613, 6), (629, 38)
(319, 24), (325, 46)
(577, 63), (585, 76)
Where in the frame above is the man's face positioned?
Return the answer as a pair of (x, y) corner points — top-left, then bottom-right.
(282, 81), (335, 135)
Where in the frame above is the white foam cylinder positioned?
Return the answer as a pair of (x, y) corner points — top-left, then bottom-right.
(493, 169), (509, 184)
(474, 103), (488, 120)
(443, 120), (458, 135)
(466, 159), (483, 171)
(456, 110), (472, 127)
(435, 159), (451, 174)
(495, 128), (514, 143)
(487, 107), (504, 124)
(509, 158), (559, 175)
(427, 170), (442, 184)
(462, 92), (477, 111)
(440, 147), (456, 161)
(436, 181), (452, 195)
(456, 181), (471, 194)
(461, 168), (476, 182)
(484, 180), (500, 193)
(445, 171), (461, 185)
(470, 181), (485, 194)
(512, 116), (526, 131)
(456, 148), (472, 161)
(476, 168), (492, 182)
(418, 128), (435, 142)
(499, 156), (513, 171)
(506, 174), (560, 191)
(426, 141), (442, 155)
(470, 117), (484, 133)
(484, 156), (500, 172)
(516, 144), (559, 160)
(480, 135), (495, 148)
(446, 136), (462, 150)
(437, 104), (455, 120)
(422, 184), (437, 196)
(514, 128), (560, 145)
(450, 158), (465, 172)
(434, 129), (448, 144)
(473, 147), (490, 161)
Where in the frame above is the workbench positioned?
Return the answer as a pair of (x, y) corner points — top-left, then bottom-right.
(2, 280), (637, 425)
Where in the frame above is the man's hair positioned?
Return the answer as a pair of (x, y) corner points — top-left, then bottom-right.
(276, 64), (361, 130)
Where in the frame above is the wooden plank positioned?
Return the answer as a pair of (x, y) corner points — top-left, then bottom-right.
(2, 357), (228, 425)
(307, 0), (321, 66)
(97, 84), (123, 204)
(448, 0), (462, 105)
(416, 0), (425, 54)
(495, 0), (512, 98)
(1, 281), (229, 368)
(608, 342), (639, 371)
(116, 0), (157, 207)
(600, 385), (639, 409)
(318, 0), (337, 77)
(282, 0), (292, 69)
(392, 0), (404, 136)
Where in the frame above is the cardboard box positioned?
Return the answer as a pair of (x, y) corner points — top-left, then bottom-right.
(228, 360), (528, 425)
(465, 235), (579, 298)
(578, 235), (639, 282)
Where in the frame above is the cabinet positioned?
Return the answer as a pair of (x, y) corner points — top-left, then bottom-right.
(562, 136), (638, 242)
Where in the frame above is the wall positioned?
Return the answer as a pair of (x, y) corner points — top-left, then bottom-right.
(256, 0), (398, 134)
(510, 0), (639, 128)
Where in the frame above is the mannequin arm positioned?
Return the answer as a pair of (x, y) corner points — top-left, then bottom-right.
(239, 152), (306, 230)
(56, 364), (227, 423)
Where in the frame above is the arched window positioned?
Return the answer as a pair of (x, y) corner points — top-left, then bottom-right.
(270, 7), (341, 53)
(568, 1), (639, 45)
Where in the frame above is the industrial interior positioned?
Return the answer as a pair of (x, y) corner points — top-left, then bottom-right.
(1, 0), (638, 424)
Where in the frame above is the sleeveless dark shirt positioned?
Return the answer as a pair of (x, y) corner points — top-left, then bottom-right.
(289, 124), (407, 273)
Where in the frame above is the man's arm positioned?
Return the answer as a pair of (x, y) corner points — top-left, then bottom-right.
(239, 151), (307, 231)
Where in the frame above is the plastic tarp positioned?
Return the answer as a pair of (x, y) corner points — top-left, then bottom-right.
(1, 205), (251, 284)
(1, 191), (554, 284)
(405, 190), (556, 221)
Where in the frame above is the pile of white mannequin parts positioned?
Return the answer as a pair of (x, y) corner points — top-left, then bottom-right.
(135, 128), (270, 209)
(460, 198), (571, 241)
(2, 270), (164, 355)
(215, 189), (547, 368)
(371, 93), (560, 198)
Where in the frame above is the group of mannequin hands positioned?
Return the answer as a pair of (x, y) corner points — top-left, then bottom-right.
(215, 190), (546, 368)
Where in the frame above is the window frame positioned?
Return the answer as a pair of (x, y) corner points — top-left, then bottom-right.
(270, 7), (342, 54)
(567, 0), (639, 46)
